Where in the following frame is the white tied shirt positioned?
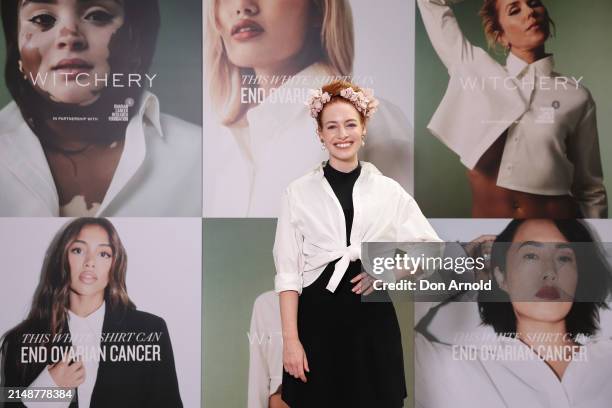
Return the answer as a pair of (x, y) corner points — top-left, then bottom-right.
(203, 62), (414, 217)
(273, 162), (440, 294)
(417, 0), (607, 218)
(25, 303), (106, 408)
(0, 92), (201, 216)
(247, 291), (283, 408)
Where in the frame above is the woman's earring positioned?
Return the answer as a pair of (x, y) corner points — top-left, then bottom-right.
(18, 60), (27, 80)
(361, 135), (366, 147)
(320, 140), (326, 151)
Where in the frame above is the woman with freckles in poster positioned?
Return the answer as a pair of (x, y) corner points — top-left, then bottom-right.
(0, 0), (201, 217)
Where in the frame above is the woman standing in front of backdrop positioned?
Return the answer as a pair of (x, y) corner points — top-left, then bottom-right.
(417, 0), (607, 218)
(273, 80), (440, 407)
(0, 218), (182, 407)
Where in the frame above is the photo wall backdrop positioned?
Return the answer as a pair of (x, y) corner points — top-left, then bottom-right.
(0, 218), (202, 408)
(415, 0), (612, 217)
(203, 0), (416, 217)
(203, 219), (416, 408)
(0, 1), (202, 125)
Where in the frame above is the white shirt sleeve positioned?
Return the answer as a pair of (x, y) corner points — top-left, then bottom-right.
(273, 190), (304, 294)
(393, 189), (444, 282)
(23, 367), (71, 408)
(247, 301), (269, 408)
(568, 96), (608, 218)
(395, 189), (441, 244)
(416, 0), (480, 70)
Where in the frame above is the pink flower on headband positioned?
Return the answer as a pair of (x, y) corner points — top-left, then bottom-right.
(306, 87), (379, 120)
(305, 89), (331, 119)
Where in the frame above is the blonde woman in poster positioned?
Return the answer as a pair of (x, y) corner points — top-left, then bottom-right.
(273, 80), (439, 406)
(0, 0), (201, 217)
(204, 0), (413, 217)
(417, 0), (607, 218)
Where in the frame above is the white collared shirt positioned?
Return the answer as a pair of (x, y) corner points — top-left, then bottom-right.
(415, 300), (612, 408)
(203, 62), (414, 217)
(417, 0), (607, 218)
(247, 291), (283, 408)
(25, 302), (106, 408)
(416, 297), (612, 408)
(0, 92), (201, 216)
(273, 162), (440, 294)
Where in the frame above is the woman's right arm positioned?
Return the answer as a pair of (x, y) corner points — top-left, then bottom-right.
(279, 291), (308, 383)
(273, 190), (308, 383)
(416, 0), (478, 69)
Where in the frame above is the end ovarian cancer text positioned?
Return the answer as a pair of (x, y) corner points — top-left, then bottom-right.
(21, 344), (162, 364)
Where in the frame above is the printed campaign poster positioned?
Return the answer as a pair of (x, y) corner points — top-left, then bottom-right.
(413, 219), (612, 408)
(203, 0), (416, 217)
(0, 0), (202, 217)
(414, 0), (612, 218)
(0, 218), (201, 407)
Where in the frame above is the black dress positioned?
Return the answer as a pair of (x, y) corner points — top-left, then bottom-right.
(282, 163), (406, 407)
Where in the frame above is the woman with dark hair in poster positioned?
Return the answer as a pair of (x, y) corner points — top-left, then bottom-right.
(0, 218), (182, 407)
(415, 219), (612, 407)
(204, 0), (414, 217)
(417, 0), (607, 218)
(0, 0), (201, 217)
(273, 80), (440, 406)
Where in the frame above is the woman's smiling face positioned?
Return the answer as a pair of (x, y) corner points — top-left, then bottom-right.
(17, 0), (125, 105)
(318, 100), (365, 168)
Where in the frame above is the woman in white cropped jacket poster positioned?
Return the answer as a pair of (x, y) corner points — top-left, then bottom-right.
(417, 0), (607, 218)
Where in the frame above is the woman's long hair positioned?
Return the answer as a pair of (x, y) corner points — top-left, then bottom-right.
(3, 218), (134, 340)
(29, 218), (134, 337)
(1, 218), (134, 386)
(205, 0), (354, 126)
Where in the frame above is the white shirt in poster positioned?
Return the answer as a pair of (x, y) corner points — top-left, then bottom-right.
(417, 0), (607, 218)
(416, 332), (612, 408)
(25, 303), (106, 408)
(247, 291), (283, 408)
(415, 300), (612, 408)
(0, 92), (201, 216)
(203, 63), (413, 218)
(273, 162), (440, 294)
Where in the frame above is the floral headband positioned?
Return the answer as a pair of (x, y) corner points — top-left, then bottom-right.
(306, 87), (380, 119)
